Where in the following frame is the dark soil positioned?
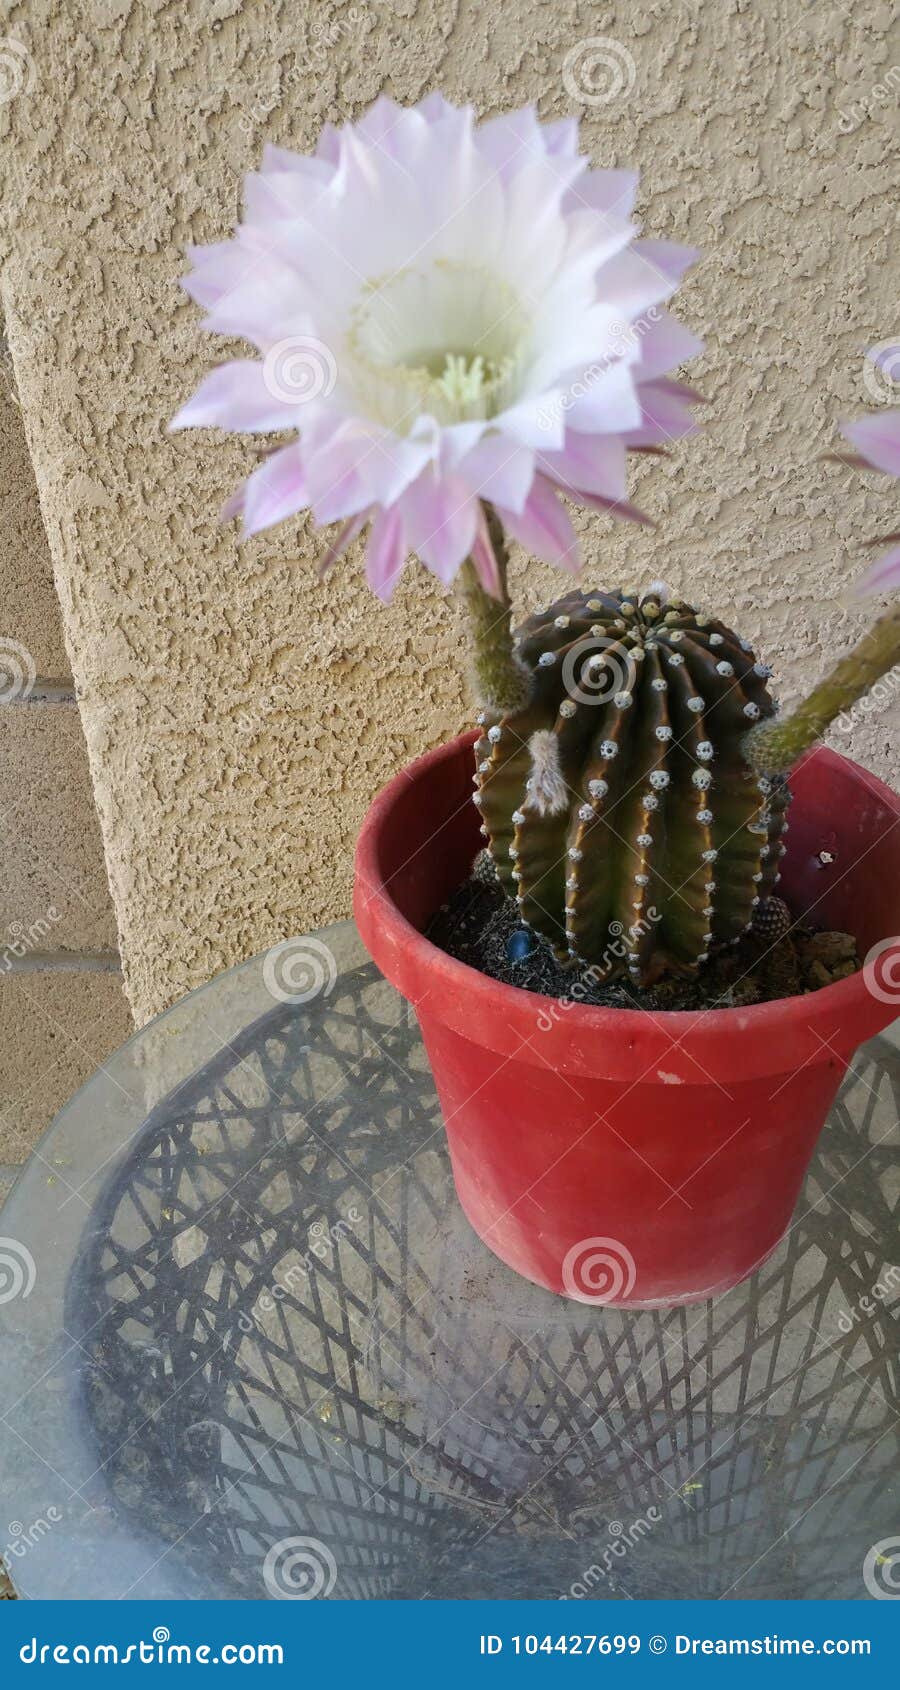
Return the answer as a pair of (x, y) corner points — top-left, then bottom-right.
(426, 853), (861, 1012)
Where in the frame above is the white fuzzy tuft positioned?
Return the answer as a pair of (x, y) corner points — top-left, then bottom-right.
(525, 730), (568, 817)
(644, 580), (671, 605)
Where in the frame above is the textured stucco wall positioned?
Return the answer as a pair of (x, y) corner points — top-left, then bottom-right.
(0, 331), (129, 1163)
(1, 0), (898, 1023)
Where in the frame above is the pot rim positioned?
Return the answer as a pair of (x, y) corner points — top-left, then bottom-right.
(354, 730), (900, 1081)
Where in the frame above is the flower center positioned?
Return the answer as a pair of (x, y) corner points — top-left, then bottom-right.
(346, 261), (529, 431)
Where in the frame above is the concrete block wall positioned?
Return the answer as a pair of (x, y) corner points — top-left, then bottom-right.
(0, 340), (132, 1186)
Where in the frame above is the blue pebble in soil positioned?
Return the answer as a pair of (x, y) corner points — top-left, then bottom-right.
(506, 928), (534, 964)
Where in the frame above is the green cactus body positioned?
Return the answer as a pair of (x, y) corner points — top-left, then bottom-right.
(473, 587), (790, 986)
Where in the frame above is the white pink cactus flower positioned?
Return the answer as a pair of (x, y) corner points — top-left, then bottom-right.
(838, 342), (900, 599)
(172, 95), (703, 600)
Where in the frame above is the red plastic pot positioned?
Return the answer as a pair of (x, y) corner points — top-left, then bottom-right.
(354, 732), (900, 1307)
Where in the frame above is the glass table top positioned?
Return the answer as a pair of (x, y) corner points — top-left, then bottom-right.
(0, 922), (897, 1601)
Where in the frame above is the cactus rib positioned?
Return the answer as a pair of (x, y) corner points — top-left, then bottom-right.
(474, 586), (788, 986)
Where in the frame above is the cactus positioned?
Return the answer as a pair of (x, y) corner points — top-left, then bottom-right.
(473, 586), (790, 987)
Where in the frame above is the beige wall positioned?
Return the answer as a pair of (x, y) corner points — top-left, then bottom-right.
(1, 0), (898, 1024)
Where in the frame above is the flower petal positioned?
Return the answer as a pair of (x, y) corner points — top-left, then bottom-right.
(561, 359), (643, 435)
(358, 431), (434, 507)
(244, 163), (335, 225)
(573, 168), (639, 221)
(220, 482), (246, 523)
(839, 413), (900, 479)
(575, 489), (653, 526)
(595, 239), (701, 320)
(400, 474), (479, 582)
(543, 117), (580, 157)
(180, 243), (250, 309)
(496, 475), (581, 571)
(475, 106), (544, 179)
(305, 422), (374, 524)
(242, 445), (309, 536)
(470, 508), (503, 598)
(174, 97), (705, 595)
(496, 393), (567, 451)
(200, 260), (318, 350)
(318, 512), (369, 579)
(850, 542), (900, 600)
(537, 432), (626, 502)
(625, 379), (700, 445)
(457, 436), (535, 514)
(635, 312), (705, 380)
(170, 361), (295, 433)
(365, 506), (407, 601)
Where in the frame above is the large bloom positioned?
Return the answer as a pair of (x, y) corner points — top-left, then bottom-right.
(838, 342), (900, 598)
(173, 95), (703, 599)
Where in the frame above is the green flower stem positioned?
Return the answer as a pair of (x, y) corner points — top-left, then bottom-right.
(744, 604), (900, 776)
(455, 507), (529, 713)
